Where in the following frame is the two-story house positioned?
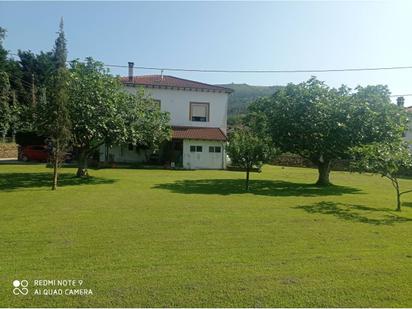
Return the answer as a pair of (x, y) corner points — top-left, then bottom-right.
(100, 64), (233, 169)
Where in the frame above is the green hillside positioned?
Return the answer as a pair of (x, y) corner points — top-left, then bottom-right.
(218, 83), (281, 116)
(217, 83), (281, 126)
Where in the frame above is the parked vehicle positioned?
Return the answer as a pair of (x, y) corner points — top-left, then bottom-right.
(19, 145), (73, 163)
(20, 145), (48, 162)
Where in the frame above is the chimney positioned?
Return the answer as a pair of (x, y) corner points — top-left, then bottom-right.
(128, 62), (134, 82)
(397, 96), (405, 108)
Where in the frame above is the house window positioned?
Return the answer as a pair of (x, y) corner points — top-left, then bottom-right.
(190, 145), (203, 152)
(128, 144), (134, 151)
(209, 146), (221, 153)
(190, 102), (209, 122)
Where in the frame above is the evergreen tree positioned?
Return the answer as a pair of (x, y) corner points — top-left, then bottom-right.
(0, 71), (11, 142)
(0, 27), (8, 72)
(38, 18), (71, 190)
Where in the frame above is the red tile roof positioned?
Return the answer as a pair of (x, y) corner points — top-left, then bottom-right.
(120, 75), (233, 93)
(172, 126), (227, 141)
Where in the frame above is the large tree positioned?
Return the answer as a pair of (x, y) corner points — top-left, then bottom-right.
(0, 28), (14, 141)
(248, 77), (406, 185)
(227, 126), (276, 190)
(0, 27), (8, 72)
(0, 26), (50, 133)
(119, 88), (171, 157)
(17, 50), (55, 107)
(14, 50), (55, 132)
(0, 71), (11, 142)
(68, 58), (125, 177)
(68, 58), (170, 177)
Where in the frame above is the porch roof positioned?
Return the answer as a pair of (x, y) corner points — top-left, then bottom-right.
(172, 126), (227, 141)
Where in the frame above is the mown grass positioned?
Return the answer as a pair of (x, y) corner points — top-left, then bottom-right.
(0, 164), (412, 307)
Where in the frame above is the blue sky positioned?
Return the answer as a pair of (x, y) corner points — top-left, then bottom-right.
(1, 1), (412, 104)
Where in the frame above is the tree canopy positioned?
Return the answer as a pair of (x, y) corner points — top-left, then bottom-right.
(0, 71), (11, 142)
(68, 58), (171, 177)
(227, 126), (276, 190)
(351, 140), (412, 211)
(248, 77), (407, 185)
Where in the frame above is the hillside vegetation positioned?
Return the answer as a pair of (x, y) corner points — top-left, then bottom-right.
(219, 83), (281, 115)
(218, 83), (281, 126)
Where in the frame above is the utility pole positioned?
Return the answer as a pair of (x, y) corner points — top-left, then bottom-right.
(31, 73), (36, 106)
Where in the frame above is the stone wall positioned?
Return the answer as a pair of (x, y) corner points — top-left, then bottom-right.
(272, 153), (350, 171)
(272, 153), (412, 177)
(0, 143), (18, 158)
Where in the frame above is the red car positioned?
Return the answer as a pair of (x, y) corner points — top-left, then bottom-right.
(20, 145), (49, 162)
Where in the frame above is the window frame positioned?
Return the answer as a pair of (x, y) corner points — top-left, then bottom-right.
(189, 102), (210, 122)
(190, 145), (203, 152)
(209, 146), (221, 153)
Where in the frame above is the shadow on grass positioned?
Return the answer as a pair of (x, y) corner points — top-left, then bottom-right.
(402, 202), (412, 209)
(295, 201), (412, 225)
(0, 173), (116, 191)
(153, 179), (362, 197)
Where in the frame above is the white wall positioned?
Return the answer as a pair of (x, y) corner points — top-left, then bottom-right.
(405, 119), (412, 150)
(100, 140), (226, 170)
(125, 86), (229, 133)
(182, 139), (226, 169)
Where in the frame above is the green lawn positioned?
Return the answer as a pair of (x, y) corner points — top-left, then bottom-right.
(1, 164), (412, 307)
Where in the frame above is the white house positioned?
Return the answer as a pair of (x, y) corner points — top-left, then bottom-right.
(100, 64), (233, 169)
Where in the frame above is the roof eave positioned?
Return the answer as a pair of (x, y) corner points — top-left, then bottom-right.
(121, 81), (232, 94)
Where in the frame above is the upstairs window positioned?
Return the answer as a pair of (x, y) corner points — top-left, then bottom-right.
(190, 145), (203, 152)
(190, 102), (209, 122)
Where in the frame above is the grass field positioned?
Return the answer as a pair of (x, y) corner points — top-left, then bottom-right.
(1, 164), (412, 307)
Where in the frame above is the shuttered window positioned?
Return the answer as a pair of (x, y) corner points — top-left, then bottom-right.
(190, 103), (209, 122)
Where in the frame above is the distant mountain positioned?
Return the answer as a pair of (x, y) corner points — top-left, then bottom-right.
(218, 83), (281, 116)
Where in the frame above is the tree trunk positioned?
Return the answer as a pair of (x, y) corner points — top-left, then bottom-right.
(245, 166), (250, 191)
(394, 179), (401, 211)
(52, 155), (58, 191)
(316, 160), (331, 186)
(52, 141), (59, 190)
(76, 151), (89, 177)
(104, 144), (109, 163)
